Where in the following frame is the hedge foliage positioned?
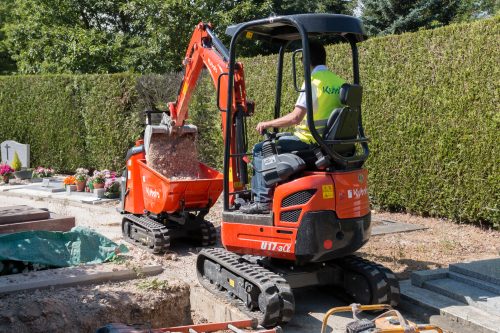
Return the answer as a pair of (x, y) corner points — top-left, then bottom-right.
(0, 74), (142, 171)
(0, 18), (498, 226)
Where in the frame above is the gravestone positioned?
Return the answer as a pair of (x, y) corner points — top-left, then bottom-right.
(0, 140), (30, 168)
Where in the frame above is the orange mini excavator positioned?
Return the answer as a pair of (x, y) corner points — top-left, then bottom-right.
(122, 13), (400, 327)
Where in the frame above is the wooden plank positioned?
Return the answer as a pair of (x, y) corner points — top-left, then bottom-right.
(0, 205), (50, 224)
(0, 213), (75, 234)
(0, 264), (163, 295)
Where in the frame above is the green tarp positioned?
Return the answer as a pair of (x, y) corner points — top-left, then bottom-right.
(0, 226), (128, 267)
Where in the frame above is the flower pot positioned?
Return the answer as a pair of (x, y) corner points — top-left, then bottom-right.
(93, 182), (104, 189)
(76, 180), (86, 192)
(2, 175), (9, 184)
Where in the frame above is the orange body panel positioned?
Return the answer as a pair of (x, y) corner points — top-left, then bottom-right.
(123, 141), (223, 215)
(221, 169), (370, 260)
(137, 160), (223, 214)
(123, 141), (146, 215)
(273, 172), (336, 227)
(333, 169), (369, 219)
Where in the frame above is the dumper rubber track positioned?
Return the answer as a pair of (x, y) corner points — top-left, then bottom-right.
(197, 248), (294, 328)
(122, 214), (170, 254)
(199, 219), (217, 246)
(331, 255), (400, 307)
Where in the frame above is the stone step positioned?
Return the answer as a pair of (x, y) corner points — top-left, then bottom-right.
(411, 267), (500, 294)
(448, 271), (500, 294)
(423, 278), (500, 316)
(450, 258), (500, 285)
(400, 280), (500, 333)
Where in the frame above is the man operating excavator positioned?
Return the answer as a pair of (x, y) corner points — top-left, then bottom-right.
(241, 41), (347, 214)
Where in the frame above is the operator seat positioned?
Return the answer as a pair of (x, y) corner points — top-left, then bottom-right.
(295, 83), (365, 170)
(323, 83), (361, 158)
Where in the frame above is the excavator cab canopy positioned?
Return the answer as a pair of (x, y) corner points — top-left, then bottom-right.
(223, 14), (370, 211)
(225, 13), (367, 43)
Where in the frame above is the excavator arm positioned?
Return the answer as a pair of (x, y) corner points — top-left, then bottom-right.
(168, 22), (253, 197)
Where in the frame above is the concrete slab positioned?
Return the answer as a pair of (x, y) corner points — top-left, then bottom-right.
(287, 288), (358, 333)
(190, 286), (250, 324)
(0, 213), (75, 234)
(401, 280), (500, 333)
(27, 184), (66, 193)
(448, 271), (500, 294)
(411, 268), (449, 287)
(0, 205), (50, 224)
(371, 219), (427, 236)
(4, 186), (118, 205)
(423, 278), (500, 316)
(450, 258), (500, 285)
(0, 264), (163, 295)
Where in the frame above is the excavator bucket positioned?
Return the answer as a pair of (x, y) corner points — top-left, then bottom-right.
(143, 113), (197, 155)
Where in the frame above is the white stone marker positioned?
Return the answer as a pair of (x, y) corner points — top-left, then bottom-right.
(0, 140), (30, 168)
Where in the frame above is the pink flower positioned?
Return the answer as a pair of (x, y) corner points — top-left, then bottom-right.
(0, 163), (14, 176)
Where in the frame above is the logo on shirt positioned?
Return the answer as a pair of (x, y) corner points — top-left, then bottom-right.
(322, 86), (341, 95)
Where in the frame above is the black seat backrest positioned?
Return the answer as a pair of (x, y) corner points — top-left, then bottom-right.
(323, 84), (363, 158)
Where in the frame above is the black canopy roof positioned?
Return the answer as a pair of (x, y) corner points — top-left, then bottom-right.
(225, 14), (367, 43)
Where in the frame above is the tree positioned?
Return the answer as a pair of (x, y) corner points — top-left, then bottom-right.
(2, 0), (355, 74)
(455, 0), (500, 21)
(360, 0), (463, 35)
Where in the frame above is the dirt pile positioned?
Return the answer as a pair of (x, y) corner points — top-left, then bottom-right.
(0, 278), (191, 333)
(146, 133), (201, 180)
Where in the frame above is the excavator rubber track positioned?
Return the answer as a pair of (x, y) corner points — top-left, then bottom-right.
(330, 255), (400, 307)
(122, 214), (170, 254)
(197, 248), (294, 328)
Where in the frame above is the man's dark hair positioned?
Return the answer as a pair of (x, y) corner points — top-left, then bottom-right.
(309, 41), (326, 67)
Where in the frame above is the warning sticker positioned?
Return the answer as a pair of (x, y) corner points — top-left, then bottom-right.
(229, 279), (235, 287)
(322, 185), (334, 199)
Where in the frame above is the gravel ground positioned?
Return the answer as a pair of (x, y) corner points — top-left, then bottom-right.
(361, 211), (499, 279)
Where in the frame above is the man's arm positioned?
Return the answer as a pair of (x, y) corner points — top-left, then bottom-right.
(256, 106), (306, 134)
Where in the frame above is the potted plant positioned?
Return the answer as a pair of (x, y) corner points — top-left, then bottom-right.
(63, 175), (76, 188)
(10, 152), (32, 180)
(0, 163), (14, 184)
(92, 170), (106, 189)
(104, 179), (121, 199)
(32, 166), (55, 180)
(74, 168), (88, 192)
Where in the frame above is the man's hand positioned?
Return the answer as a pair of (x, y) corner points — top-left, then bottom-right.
(256, 121), (270, 134)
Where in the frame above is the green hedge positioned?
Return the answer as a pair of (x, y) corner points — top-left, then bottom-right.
(0, 74), (142, 171)
(0, 17), (498, 226)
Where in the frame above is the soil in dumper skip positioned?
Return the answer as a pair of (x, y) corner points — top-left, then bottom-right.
(146, 133), (200, 180)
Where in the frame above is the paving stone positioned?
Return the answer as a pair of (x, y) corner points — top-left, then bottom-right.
(448, 271), (500, 294)
(400, 280), (500, 333)
(0, 205), (50, 224)
(371, 219), (427, 236)
(450, 258), (500, 285)
(423, 278), (500, 316)
(411, 268), (448, 287)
